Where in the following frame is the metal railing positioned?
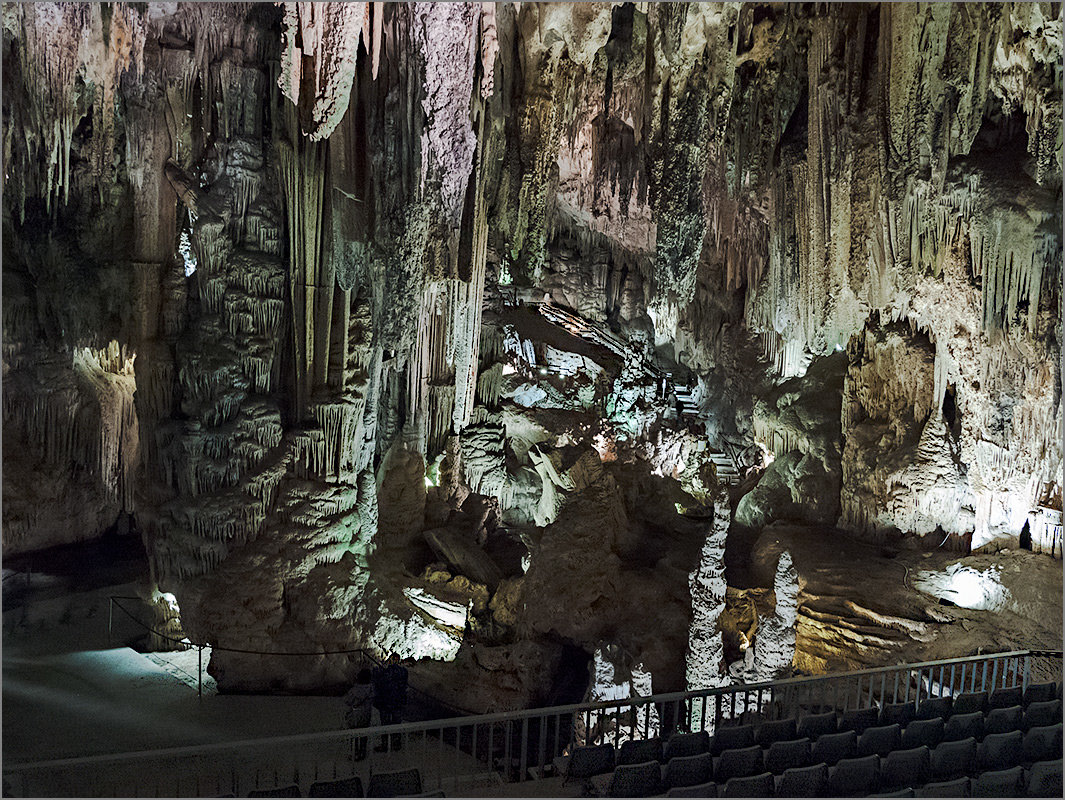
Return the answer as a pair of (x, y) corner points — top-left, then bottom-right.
(4, 649), (1060, 798)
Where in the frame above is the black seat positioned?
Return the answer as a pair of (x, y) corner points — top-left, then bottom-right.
(663, 753), (712, 789)
(880, 703), (917, 728)
(1023, 683), (1057, 707)
(990, 687), (1024, 710)
(915, 777), (969, 797)
(710, 725), (755, 757)
(765, 738), (811, 774)
(602, 760), (664, 797)
(756, 718), (797, 748)
(977, 730), (1023, 772)
(971, 765), (1024, 797)
(943, 711), (984, 742)
(880, 746), (931, 791)
(917, 698), (952, 721)
(721, 772), (774, 798)
(556, 743), (615, 784)
(1023, 700), (1061, 731)
(776, 763), (828, 797)
(951, 692), (988, 717)
(868, 790), (914, 798)
(666, 780), (718, 798)
(1025, 758), (1063, 798)
(308, 776), (364, 797)
(366, 769), (422, 798)
(930, 736), (977, 782)
(857, 724), (902, 758)
(811, 730), (856, 766)
(715, 746), (765, 783)
(1022, 723), (1063, 765)
(618, 738), (663, 766)
(664, 731), (710, 761)
(797, 712), (838, 741)
(409, 792), (444, 798)
(827, 755), (880, 797)
(986, 705), (1024, 735)
(248, 788), (301, 798)
(901, 717), (943, 750)
(840, 707), (880, 735)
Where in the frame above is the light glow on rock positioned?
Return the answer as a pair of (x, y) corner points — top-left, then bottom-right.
(914, 563), (1011, 612)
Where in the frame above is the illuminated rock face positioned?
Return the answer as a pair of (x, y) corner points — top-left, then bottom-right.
(2, 3), (1060, 694)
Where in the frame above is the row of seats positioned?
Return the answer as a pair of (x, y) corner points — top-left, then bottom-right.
(656, 758), (1063, 798)
(244, 768), (441, 798)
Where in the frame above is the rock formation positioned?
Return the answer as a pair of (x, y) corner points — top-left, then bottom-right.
(3, 3), (1060, 698)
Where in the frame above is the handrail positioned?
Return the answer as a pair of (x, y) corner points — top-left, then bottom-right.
(6, 647), (1056, 772)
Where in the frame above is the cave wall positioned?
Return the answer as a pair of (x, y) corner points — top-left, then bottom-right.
(2, 2), (1061, 693)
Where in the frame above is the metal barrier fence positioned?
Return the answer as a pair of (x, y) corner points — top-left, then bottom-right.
(4, 649), (1060, 797)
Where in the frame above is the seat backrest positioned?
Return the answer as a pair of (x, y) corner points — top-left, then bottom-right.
(710, 725), (755, 757)
(880, 745), (931, 791)
(914, 777), (969, 798)
(1025, 758), (1063, 798)
(986, 705), (1024, 735)
(618, 737), (663, 766)
(827, 754), (880, 796)
(978, 730), (1023, 772)
(721, 772), (774, 798)
(756, 717), (797, 748)
(972, 765), (1024, 797)
(765, 738), (812, 774)
(880, 703), (916, 727)
(367, 768), (422, 798)
(663, 753), (713, 788)
(812, 730), (857, 766)
(943, 711), (984, 742)
(247, 786), (301, 798)
(989, 686), (1024, 710)
(857, 724), (902, 758)
(308, 775), (364, 798)
(664, 731), (710, 761)
(901, 717), (943, 750)
(950, 692), (988, 717)
(1022, 723), (1063, 765)
(868, 789), (914, 798)
(1023, 699), (1061, 731)
(716, 745), (765, 782)
(568, 743), (616, 779)
(797, 711), (838, 740)
(776, 762), (828, 797)
(916, 697), (952, 721)
(666, 780), (718, 798)
(840, 707), (881, 735)
(607, 760), (662, 798)
(1023, 682), (1057, 707)
(929, 736), (976, 782)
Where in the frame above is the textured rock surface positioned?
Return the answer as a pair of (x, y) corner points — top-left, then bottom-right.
(3, 3), (1060, 699)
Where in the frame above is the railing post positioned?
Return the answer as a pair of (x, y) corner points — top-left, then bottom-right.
(198, 645), (203, 699)
(1023, 654), (1031, 692)
(108, 597), (114, 648)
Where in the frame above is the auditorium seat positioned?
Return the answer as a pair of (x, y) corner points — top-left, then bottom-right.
(1025, 758), (1063, 798)
(710, 725), (755, 757)
(765, 738), (811, 774)
(366, 769), (422, 798)
(914, 777), (970, 797)
(916, 698), (951, 721)
(715, 746), (765, 783)
(1022, 700), (1061, 731)
(308, 775), (363, 797)
(797, 711), (838, 741)
(986, 705), (1023, 735)
(880, 703), (916, 728)
(971, 765), (1025, 797)
(977, 730), (1023, 773)
(840, 707), (880, 735)
(666, 780), (718, 797)
(596, 760), (663, 797)
(868, 789), (914, 798)
(664, 731), (710, 761)
(827, 755), (880, 797)
(811, 730), (856, 766)
(1021, 723), (1062, 765)
(618, 737), (663, 766)
(857, 724), (902, 758)
(951, 692), (988, 717)
(901, 717), (943, 750)
(879, 746), (930, 792)
(662, 753), (712, 789)
(930, 736), (977, 782)
(943, 711), (984, 742)
(1023, 683), (1057, 707)
(721, 772), (774, 798)
(775, 762), (828, 798)
(555, 743), (615, 785)
(247, 787), (300, 798)
(989, 687), (1024, 710)
(756, 718), (797, 748)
